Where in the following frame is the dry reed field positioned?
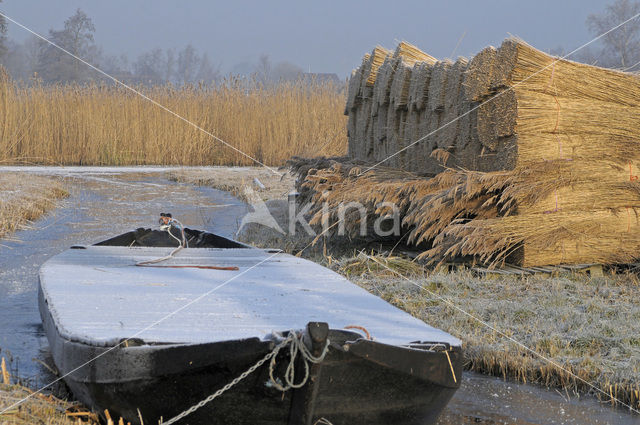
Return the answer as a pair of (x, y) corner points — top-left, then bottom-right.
(0, 68), (347, 166)
(0, 173), (67, 239)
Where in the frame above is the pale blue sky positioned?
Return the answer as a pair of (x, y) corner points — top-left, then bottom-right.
(0, 0), (613, 77)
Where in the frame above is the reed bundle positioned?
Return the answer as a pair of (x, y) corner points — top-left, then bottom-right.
(389, 62), (413, 110)
(346, 54), (371, 112)
(407, 62), (432, 111)
(439, 209), (640, 266)
(439, 57), (469, 149)
(392, 41), (436, 66)
(366, 46), (392, 86)
(291, 153), (640, 266)
(372, 57), (397, 108)
(466, 38), (640, 167)
(338, 37), (640, 266)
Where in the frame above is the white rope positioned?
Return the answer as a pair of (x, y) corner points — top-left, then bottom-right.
(160, 331), (330, 425)
(136, 218), (187, 266)
(268, 331), (330, 392)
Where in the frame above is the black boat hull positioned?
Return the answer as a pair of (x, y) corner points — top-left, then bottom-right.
(39, 286), (461, 425)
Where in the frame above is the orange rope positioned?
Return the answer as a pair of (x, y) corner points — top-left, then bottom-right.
(136, 264), (239, 270)
(543, 61), (562, 156)
(544, 189), (560, 214)
(542, 60), (556, 94)
(444, 351), (457, 383)
(344, 325), (372, 340)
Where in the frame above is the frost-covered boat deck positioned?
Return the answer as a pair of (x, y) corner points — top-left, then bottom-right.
(39, 246), (461, 348)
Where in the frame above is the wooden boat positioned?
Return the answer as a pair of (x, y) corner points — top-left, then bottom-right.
(38, 223), (462, 424)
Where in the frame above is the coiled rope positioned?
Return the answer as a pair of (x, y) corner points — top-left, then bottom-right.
(160, 330), (330, 425)
(135, 216), (239, 270)
(268, 330), (330, 392)
(136, 217), (187, 267)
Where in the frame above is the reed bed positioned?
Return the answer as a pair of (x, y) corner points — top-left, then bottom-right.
(346, 265), (640, 410)
(0, 173), (67, 239)
(0, 69), (347, 166)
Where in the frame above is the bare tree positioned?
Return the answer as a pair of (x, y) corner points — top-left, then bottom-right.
(100, 53), (132, 82)
(255, 54), (271, 83)
(165, 48), (175, 82)
(587, 0), (640, 69)
(133, 48), (166, 85)
(23, 35), (41, 75)
(177, 44), (199, 84)
(36, 9), (97, 82)
(0, 0), (7, 61)
(195, 52), (220, 83)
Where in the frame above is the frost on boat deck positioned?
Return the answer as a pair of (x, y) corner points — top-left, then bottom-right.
(40, 246), (461, 348)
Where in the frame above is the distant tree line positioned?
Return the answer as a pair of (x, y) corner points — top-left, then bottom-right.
(0, 1), (7, 61)
(0, 8), (311, 86)
(543, 0), (640, 71)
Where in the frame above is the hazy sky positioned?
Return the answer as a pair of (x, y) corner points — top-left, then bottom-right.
(0, 0), (613, 77)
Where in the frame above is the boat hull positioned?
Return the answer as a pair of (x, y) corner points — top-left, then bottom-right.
(39, 285), (461, 424)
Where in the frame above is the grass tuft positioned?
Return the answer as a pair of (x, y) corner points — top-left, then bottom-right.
(0, 173), (68, 239)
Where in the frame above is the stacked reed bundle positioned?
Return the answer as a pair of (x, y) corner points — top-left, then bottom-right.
(346, 41), (488, 175)
(458, 38), (640, 265)
(290, 156), (640, 266)
(345, 42), (443, 171)
(464, 38), (640, 166)
(321, 37), (640, 266)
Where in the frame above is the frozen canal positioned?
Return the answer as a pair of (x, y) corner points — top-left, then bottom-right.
(0, 167), (247, 384)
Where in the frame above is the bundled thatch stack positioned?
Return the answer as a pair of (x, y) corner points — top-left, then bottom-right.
(295, 38), (640, 267)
